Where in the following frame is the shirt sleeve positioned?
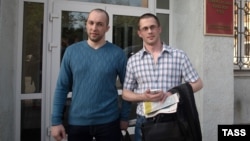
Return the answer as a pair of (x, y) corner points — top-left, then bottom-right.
(181, 52), (200, 83)
(123, 58), (138, 91)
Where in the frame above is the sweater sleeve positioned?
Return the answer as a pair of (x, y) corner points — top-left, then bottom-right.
(118, 51), (132, 121)
(51, 48), (73, 125)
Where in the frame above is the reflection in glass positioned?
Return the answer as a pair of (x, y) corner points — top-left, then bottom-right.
(157, 13), (169, 45)
(113, 15), (143, 90)
(21, 2), (44, 94)
(69, 0), (148, 7)
(21, 100), (41, 141)
(113, 15), (142, 58)
(61, 11), (88, 61)
(157, 0), (169, 9)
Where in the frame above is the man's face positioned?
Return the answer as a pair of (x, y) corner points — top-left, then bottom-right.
(86, 11), (110, 43)
(137, 17), (161, 46)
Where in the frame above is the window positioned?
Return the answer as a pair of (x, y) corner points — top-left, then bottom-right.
(156, 0), (169, 9)
(234, 0), (250, 69)
(157, 13), (169, 45)
(22, 2), (44, 93)
(113, 15), (142, 58)
(20, 2), (44, 141)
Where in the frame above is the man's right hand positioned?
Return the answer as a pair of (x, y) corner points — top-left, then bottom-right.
(51, 124), (66, 141)
(144, 89), (165, 102)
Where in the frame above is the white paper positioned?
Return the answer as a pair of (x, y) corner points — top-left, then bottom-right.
(143, 93), (179, 117)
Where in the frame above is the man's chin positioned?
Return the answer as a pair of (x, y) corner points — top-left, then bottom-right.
(89, 37), (101, 43)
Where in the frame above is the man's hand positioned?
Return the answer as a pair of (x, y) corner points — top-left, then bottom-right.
(51, 124), (66, 141)
(120, 120), (129, 130)
(144, 89), (164, 102)
(144, 89), (172, 103)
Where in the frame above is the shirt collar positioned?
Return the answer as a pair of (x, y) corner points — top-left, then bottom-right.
(139, 42), (171, 59)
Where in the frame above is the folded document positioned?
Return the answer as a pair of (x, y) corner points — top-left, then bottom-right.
(143, 93), (179, 118)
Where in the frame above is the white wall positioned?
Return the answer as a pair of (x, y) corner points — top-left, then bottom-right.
(172, 0), (234, 141)
(0, 0), (18, 141)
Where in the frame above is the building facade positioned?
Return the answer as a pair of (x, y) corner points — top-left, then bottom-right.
(1, 0), (247, 141)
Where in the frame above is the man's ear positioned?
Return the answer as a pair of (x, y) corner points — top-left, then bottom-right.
(158, 26), (162, 34)
(106, 25), (110, 32)
(137, 30), (142, 38)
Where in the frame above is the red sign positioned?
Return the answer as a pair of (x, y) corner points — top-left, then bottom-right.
(205, 0), (234, 36)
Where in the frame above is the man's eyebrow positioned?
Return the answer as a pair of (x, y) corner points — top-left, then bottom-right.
(87, 20), (104, 24)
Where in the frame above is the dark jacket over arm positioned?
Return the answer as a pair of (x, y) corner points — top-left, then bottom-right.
(170, 83), (202, 141)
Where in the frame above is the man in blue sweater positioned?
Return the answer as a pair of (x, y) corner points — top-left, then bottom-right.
(51, 8), (131, 141)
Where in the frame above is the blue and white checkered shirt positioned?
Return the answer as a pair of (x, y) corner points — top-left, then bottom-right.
(123, 43), (200, 116)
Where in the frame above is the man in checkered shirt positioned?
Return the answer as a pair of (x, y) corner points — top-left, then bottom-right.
(122, 13), (203, 141)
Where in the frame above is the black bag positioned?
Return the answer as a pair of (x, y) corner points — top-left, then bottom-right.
(121, 129), (132, 141)
(141, 114), (185, 141)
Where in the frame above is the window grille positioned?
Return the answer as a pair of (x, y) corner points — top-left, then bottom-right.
(234, 0), (250, 69)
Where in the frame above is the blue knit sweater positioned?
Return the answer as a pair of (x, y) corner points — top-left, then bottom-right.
(51, 41), (131, 126)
